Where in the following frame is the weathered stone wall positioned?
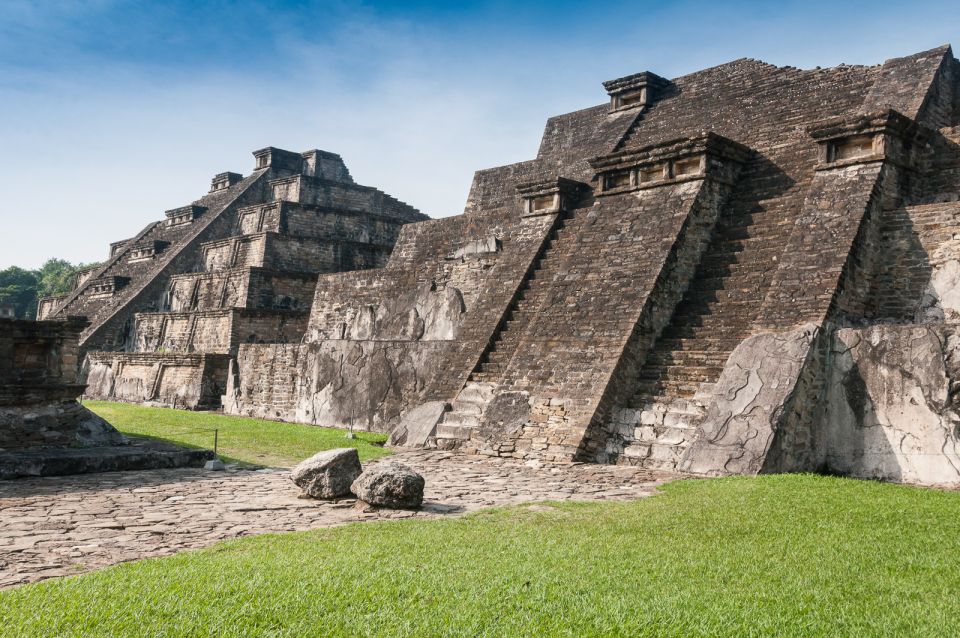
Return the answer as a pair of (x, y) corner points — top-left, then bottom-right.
(475, 141), (747, 461)
(679, 324), (821, 475)
(817, 324), (960, 486)
(255, 202), (405, 246)
(868, 202), (960, 322)
(72, 147), (426, 409)
(85, 352), (230, 410)
(132, 309), (308, 355)
(224, 340), (449, 430)
(221, 46), (960, 474)
(51, 148), (424, 355)
(0, 318), (124, 451)
(53, 45), (960, 484)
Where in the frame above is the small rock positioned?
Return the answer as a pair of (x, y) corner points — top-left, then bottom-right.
(204, 459), (226, 471)
(351, 461), (425, 509)
(290, 448), (362, 499)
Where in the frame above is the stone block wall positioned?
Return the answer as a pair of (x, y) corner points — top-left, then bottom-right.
(85, 352), (231, 410)
(0, 318), (124, 451)
(75, 147), (426, 409)
(224, 340), (449, 430)
(133, 309), (308, 355)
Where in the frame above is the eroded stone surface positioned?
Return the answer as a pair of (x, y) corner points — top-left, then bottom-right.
(680, 324), (818, 476)
(820, 325), (960, 485)
(0, 451), (671, 589)
(290, 448), (362, 499)
(351, 461), (425, 508)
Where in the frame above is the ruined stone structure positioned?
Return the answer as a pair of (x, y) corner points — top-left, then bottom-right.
(42, 149), (425, 408)
(41, 45), (960, 487)
(218, 45), (960, 487)
(0, 317), (209, 478)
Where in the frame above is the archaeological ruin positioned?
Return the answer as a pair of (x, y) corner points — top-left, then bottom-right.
(37, 45), (960, 486)
(0, 317), (211, 478)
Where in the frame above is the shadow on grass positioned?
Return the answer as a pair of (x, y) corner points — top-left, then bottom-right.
(120, 432), (257, 469)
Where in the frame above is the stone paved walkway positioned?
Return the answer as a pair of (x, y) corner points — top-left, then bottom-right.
(0, 450), (675, 589)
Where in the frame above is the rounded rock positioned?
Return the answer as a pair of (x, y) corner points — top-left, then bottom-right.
(351, 461), (425, 509)
(290, 448), (363, 499)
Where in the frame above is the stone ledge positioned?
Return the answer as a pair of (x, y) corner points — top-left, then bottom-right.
(0, 438), (213, 480)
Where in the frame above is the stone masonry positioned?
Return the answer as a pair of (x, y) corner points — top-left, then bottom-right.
(0, 317), (210, 479)
(40, 45), (960, 487)
(43, 148), (426, 408)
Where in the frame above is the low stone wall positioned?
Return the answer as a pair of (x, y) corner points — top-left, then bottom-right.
(85, 352), (231, 409)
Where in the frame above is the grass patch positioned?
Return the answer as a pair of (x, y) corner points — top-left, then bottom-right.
(4, 474), (960, 636)
(85, 401), (390, 468)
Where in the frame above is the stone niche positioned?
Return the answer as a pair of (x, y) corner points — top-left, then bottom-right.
(591, 132), (751, 196)
(601, 71), (670, 112)
(517, 177), (587, 217)
(164, 204), (208, 227)
(210, 171), (243, 192)
(128, 240), (170, 263)
(810, 109), (924, 171)
(87, 275), (131, 299)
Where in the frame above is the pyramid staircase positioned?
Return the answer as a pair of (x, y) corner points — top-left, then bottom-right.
(435, 210), (575, 444)
(614, 168), (799, 468)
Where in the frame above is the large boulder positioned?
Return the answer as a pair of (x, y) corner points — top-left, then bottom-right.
(351, 461), (425, 509)
(290, 448), (362, 499)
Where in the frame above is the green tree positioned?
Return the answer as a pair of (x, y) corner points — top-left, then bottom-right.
(0, 267), (40, 319)
(37, 258), (101, 298)
(0, 259), (102, 319)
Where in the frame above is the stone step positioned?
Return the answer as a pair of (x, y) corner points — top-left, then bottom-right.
(638, 365), (723, 382)
(618, 441), (687, 471)
(435, 423), (474, 440)
(456, 381), (496, 404)
(477, 361), (504, 374)
(652, 336), (743, 352)
(623, 398), (706, 417)
(646, 350), (730, 366)
(670, 314), (761, 329)
(449, 401), (484, 417)
(484, 350), (513, 364)
(632, 379), (703, 399)
(698, 248), (783, 268)
(660, 325), (751, 340)
(686, 274), (765, 292)
(632, 423), (699, 445)
(442, 411), (480, 428)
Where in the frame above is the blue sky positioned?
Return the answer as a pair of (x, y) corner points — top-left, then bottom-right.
(1, 0), (958, 268)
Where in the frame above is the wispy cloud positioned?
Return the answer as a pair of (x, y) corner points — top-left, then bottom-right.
(1, 0), (958, 268)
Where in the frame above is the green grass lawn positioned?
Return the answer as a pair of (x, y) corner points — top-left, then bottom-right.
(4, 474), (960, 637)
(85, 400), (390, 467)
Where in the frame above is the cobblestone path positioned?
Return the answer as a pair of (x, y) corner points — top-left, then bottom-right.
(0, 450), (675, 588)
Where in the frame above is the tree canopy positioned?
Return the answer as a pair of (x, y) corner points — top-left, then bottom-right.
(0, 259), (101, 319)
